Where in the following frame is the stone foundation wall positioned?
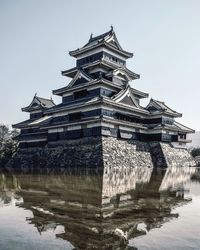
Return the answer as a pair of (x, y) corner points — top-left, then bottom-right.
(149, 142), (196, 168)
(7, 136), (196, 170)
(102, 137), (153, 169)
(8, 137), (103, 170)
(160, 143), (196, 167)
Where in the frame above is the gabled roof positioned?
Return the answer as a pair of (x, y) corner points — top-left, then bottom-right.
(69, 27), (133, 59)
(12, 116), (52, 129)
(62, 59), (139, 79)
(146, 98), (182, 117)
(29, 116), (52, 126)
(22, 95), (55, 112)
(53, 70), (93, 96)
(131, 87), (149, 99)
(112, 84), (141, 109)
(84, 27), (114, 47)
(53, 78), (122, 96)
(173, 121), (195, 133)
(12, 119), (33, 128)
(83, 26), (123, 51)
(106, 68), (140, 81)
(151, 122), (194, 134)
(45, 96), (101, 114)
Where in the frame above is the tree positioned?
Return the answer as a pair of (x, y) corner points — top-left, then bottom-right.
(191, 148), (200, 158)
(0, 124), (9, 147)
(0, 124), (19, 167)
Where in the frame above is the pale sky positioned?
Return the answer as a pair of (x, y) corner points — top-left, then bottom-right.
(0, 0), (200, 130)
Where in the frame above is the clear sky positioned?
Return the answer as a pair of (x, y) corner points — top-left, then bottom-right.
(0, 0), (200, 130)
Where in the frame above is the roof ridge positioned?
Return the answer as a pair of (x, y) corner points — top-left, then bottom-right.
(152, 98), (165, 104)
(79, 69), (93, 80)
(157, 99), (178, 113)
(174, 121), (195, 133)
(112, 85), (128, 100)
(88, 27), (113, 43)
(112, 84), (145, 109)
(150, 98), (165, 110)
(149, 98), (182, 116)
(36, 96), (53, 101)
(131, 87), (149, 97)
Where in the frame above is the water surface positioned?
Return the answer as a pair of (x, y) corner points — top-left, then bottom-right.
(0, 167), (200, 250)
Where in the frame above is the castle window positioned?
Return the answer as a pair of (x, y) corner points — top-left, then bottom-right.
(179, 134), (186, 139)
(109, 56), (118, 63)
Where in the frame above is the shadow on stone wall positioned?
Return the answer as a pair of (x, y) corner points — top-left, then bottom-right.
(6, 136), (196, 170)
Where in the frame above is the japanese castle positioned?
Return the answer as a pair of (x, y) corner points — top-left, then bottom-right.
(13, 27), (194, 149)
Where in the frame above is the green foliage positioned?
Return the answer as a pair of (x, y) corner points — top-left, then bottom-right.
(0, 124), (19, 167)
(191, 148), (200, 158)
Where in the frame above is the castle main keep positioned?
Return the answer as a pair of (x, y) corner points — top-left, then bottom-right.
(12, 27), (195, 169)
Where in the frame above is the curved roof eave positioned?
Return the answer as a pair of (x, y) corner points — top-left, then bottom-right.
(69, 41), (133, 59)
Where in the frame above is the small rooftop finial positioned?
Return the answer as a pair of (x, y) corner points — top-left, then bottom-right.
(34, 92), (37, 97)
(90, 33), (93, 40)
(110, 25), (113, 31)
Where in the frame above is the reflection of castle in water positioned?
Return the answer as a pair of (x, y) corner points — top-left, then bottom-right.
(0, 167), (196, 250)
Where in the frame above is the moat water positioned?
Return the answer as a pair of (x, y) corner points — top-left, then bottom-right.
(0, 167), (200, 250)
